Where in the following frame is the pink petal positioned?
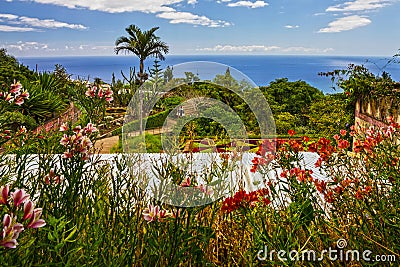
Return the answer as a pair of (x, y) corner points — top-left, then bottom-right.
(3, 214), (11, 227)
(11, 189), (30, 207)
(23, 201), (34, 221)
(1, 239), (18, 248)
(0, 185), (9, 205)
(27, 219), (46, 229)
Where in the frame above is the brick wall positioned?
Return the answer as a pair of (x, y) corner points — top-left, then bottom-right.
(32, 102), (82, 134)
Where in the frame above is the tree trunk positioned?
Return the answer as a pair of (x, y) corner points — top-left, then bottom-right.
(139, 58), (144, 136)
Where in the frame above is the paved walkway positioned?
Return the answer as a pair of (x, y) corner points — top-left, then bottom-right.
(95, 135), (119, 154)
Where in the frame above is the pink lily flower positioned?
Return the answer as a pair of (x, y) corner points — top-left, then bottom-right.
(104, 89), (113, 98)
(73, 132), (83, 143)
(59, 122), (68, 132)
(0, 237), (18, 249)
(10, 80), (23, 93)
(4, 93), (13, 103)
(81, 137), (93, 151)
(27, 208), (46, 228)
(63, 151), (73, 159)
(11, 189), (29, 207)
(0, 185), (9, 205)
(3, 214), (11, 228)
(0, 214), (24, 249)
(98, 89), (104, 98)
(142, 205), (160, 222)
(158, 209), (170, 222)
(84, 123), (98, 134)
(23, 200), (34, 221)
(60, 134), (69, 146)
(19, 90), (29, 99)
(73, 125), (82, 134)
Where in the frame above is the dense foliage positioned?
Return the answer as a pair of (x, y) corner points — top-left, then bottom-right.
(0, 50), (71, 137)
(0, 49), (35, 86)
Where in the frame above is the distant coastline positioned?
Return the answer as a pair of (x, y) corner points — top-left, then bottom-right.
(18, 55), (400, 94)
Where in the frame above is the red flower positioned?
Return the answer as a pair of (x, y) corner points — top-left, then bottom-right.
(355, 189), (363, 200)
(288, 129), (296, 136)
(280, 169), (288, 178)
(338, 139), (350, 150)
(313, 179), (327, 193)
(324, 191), (334, 203)
(221, 188), (270, 213)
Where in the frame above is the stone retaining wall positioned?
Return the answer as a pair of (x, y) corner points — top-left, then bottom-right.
(355, 96), (400, 129)
(33, 102), (82, 134)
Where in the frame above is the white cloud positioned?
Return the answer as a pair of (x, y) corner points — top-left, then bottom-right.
(319, 1), (397, 33)
(18, 17), (87, 30)
(29, 0), (182, 13)
(319, 15), (371, 33)
(196, 44), (334, 54)
(199, 45), (280, 52)
(4, 41), (49, 51)
(285, 25), (299, 29)
(20, 0), (231, 28)
(326, 0), (395, 12)
(1, 41), (114, 56)
(281, 46), (334, 53)
(157, 11), (231, 27)
(227, 1), (268, 8)
(0, 25), (36, 32)
(0, 13), (87, 30)
(0, 14), (19, 20)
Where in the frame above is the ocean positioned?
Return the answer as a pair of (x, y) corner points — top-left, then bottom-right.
(18, 55), (400, 94)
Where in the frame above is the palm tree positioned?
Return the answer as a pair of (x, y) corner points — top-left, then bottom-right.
(115, 25), (169, 84)
(115, 25), (169, 136)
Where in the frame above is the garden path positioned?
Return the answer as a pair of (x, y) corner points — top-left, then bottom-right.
(95, 135), (119, 154)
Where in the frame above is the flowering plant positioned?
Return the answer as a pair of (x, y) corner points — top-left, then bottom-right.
(0, 184), (46, 249)
(73, 82), (114, 126)
(59, 122), (98, 160)
(0, 80), (29, 106)
(85, 84), (113, 103)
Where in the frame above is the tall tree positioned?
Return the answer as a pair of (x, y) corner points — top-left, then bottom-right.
(115, 25), (169, 135)
(115, 25), (169, 84)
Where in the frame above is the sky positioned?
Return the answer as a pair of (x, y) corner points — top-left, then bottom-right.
(0, 0), (399, 57)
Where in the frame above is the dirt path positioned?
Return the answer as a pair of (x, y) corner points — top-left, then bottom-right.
(95, 136), (119, 154)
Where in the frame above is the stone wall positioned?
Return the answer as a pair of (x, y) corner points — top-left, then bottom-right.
(354, 96), (400, 129)
(32, 102), (82, 134)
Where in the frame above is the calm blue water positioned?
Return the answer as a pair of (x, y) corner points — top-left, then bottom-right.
(18, 55), (400, 94)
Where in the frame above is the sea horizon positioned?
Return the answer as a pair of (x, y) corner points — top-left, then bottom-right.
(18, 54), (400, 94)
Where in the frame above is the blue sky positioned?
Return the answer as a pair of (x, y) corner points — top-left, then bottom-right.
(1, 0), (399, 57)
